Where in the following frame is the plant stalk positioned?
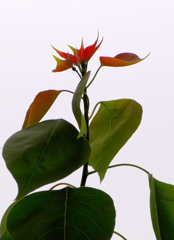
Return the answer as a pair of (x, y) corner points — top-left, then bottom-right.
(80, 87), (90, 186)
(88, 163), (149, 176)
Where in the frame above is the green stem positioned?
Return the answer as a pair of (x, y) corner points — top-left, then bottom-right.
(49, 182), (76, 190)
(113, 231), (127, 240)
(62, 89), (74, 95)
(80, 162), (88, 187)
(72, 66), (82, 79)
(88, 163), (149, 176)
(88, 101), (101, 120)
(80, 87), (90, 186)
(86, 65), (102, 89)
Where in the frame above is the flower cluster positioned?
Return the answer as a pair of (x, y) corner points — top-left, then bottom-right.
(52, 36), (102, 74)
(52, 35), (148, 76)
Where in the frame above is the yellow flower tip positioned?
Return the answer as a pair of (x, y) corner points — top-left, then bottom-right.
(51, 45), (55, 49)
(52, 54), (73, 72)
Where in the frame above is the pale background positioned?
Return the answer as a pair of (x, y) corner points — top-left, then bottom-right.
(1, 1), (174, 239)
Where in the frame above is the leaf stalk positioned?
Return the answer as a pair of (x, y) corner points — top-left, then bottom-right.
(88, 163), (149, 176)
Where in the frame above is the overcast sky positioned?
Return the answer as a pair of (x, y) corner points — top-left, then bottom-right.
(1, 1), (174, 239)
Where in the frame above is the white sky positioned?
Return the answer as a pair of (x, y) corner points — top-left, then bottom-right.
(1, 1), (174, 239)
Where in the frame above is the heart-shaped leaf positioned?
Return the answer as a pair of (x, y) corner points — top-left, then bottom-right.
(72, 71), (90, 138)
(149, 174), (174, 240)
(22, 90), (62, 129)
(6, 187), (116, 240)
(3, 119), (91, 199)
(89, 99), (142, 180)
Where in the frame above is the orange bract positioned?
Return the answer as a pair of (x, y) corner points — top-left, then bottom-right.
(69, 36), (103, 63)
(22, 90), (61, 129)
(100, 53), (149, 67)
(52, 35), (102, 72)
(52, 55), (74, 72)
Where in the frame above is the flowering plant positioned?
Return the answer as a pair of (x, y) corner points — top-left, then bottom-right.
(0, 35), (173, 240)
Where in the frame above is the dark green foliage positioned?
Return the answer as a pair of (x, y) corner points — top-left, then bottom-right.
(149, 174), (174, 240)
(2, 119), (91, 199)
(5, 187), (115, 240)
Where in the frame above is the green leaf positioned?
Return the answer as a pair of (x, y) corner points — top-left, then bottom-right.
(22, 90), (62, 129)
(0, 201), (19, 237)
(149, 174), (174, 240)
(0, 231), (13, 240)
(6, 187), (116, 240)
(72, 71), (90, 138)
(2, 119), (91, 199)
(89, 99), (142, 181)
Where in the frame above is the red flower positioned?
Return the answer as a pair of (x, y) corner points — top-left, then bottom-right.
(69, 36), (103, 63)
(52, 36), (102, 72)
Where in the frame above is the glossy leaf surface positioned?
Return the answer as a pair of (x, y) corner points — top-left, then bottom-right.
(0, 201), (19, 238)
(89, 99), (142, 180)
(149, 174), (174, 240)
(22, 90), (62, 129)
(72, 71), (90, 138)
(3, 119), (90, 199)
(100, 52), (149, 67)
(0, 231), (12, 240)
(6, 187), (115, 240)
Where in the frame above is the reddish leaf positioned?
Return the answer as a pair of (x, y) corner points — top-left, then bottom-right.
(52, 55), (74, 72)
(100, 53), (149, 67)
(69, 35), (103, 62)
(22, 90), (62, 129)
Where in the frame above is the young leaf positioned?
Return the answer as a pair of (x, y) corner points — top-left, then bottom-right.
(89, 99), (142, 181)
(6, 187), (116, 240)
(100, 53), (149, 67)
(22, 90), (62, 129)
(149, 174), (174, 240)
(3, 119), (91, 199)
(72, 71), (90, 138)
